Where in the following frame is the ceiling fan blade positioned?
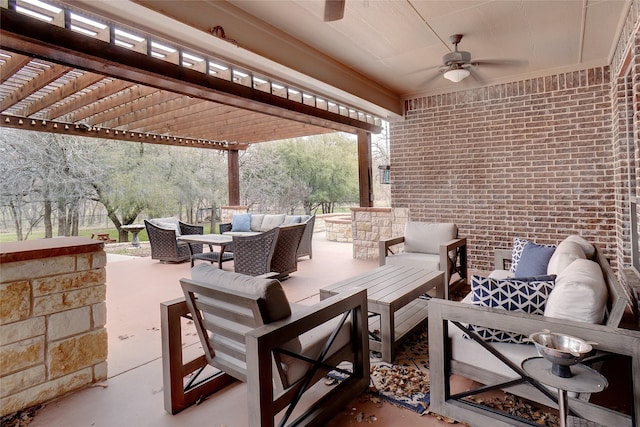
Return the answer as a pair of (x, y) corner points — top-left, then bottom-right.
(467, 67), (487, 85)
(417, 71), (444, 88)
(324, 0), (345, 21)
(472, 58), (528, 67)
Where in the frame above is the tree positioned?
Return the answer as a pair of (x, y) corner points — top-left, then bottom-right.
(240, 133), (359, 214)
(0, 129), (103, 239)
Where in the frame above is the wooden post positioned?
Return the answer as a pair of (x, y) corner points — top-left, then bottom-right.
(357, 130), (373, 207)
(228, 149), (240, 206)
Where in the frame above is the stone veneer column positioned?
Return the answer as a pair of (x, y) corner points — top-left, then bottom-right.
(351, 207), (409, 260)
(0, 237), (107, 416)
(220, 206), (248, 225)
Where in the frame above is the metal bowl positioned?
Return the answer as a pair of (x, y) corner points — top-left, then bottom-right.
(528, 331), (593, 377)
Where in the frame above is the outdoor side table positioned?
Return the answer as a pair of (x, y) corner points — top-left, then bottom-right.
(521, 357), (607, 427)
(120, 224), (146, 247)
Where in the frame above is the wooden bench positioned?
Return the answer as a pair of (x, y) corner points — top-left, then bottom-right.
(91, 232), (115, 243)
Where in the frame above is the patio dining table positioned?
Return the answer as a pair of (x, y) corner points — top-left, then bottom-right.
(177, 234), (234, 268)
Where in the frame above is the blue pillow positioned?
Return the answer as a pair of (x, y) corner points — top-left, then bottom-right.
(231, 213), (251, 232)
(514, 242), (556, 277)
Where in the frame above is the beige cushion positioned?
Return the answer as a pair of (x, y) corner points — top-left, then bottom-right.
(564, 235), (595, 259)
(150, 217), (181, 236)
(191, 263), (291, 323)
(547, 240), (586, 276)
(544, 259), (608, 324)
(280, 303), (353, 386)
(488, 269), (513, 280)
(250, 214), (265, 232)
(403, 222), (457, 254)
(385, 253), (440, 271)
(260, 214), (286, 231)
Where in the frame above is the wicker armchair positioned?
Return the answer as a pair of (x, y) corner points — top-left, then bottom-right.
(232, 227), (279, 276)
(297, 215), (315, 259)
(145, 219), (203, 263)
(270, 223), (305, 280)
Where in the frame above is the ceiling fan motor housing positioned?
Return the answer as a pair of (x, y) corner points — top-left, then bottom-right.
(442, 51), (471, 66)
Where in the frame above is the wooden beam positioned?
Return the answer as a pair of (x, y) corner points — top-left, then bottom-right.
(0, 51), (31, 84)
(0, 114), (246, 151)
(17, 70), (105, 117)
(0, 8), (382, 135)
(0, 62), (71, 112)
(49, 79), (134, 120)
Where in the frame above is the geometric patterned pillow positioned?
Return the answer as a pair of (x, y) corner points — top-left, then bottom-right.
(466, 275), (556, 344)
(510, 237), (555, 274)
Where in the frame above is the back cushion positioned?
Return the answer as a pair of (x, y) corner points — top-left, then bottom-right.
(150, 217), (181, 236)
(544, 259), (608, 324)
(191, 264), (291, 323)
(260, 214), (286, 231)
(547, 240), (586, 276)
(250, 214), (265, 231)
(404, 222), (457, 254)
(564, 235), (595, 259)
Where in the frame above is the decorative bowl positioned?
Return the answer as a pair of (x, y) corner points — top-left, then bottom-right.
(528, 331), (594, 378)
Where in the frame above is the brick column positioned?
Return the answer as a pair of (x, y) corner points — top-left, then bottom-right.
(0, 238), (107, 416)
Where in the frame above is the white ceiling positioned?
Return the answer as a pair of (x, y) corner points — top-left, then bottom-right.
(63, 0), (631, 120)
(228, 0), (630, 98)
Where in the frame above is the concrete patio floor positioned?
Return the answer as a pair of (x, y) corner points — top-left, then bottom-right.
(26, 233), (472, 427)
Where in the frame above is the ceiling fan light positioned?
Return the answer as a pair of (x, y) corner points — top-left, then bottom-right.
(443, 68), (470, 83)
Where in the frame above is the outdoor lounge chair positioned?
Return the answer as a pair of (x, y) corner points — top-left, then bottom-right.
(172, 265), (370, 426)
(232, 227), (279, 276)
(270, 223), (306, 280)
(379, 221), (467, 299)
(144, 218), (203, 263)
(296, 215), (315, 260)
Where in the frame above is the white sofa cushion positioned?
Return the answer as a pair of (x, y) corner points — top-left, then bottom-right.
(544, 258), (608, 324)
(547, 240), (586, 276)
(260, 214), (286, 231)
(250, 214), (265, 232)
(403, 222), (457, 254)
(385, 252), (440, 271)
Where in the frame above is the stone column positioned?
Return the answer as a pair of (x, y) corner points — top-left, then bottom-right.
(0, 237), (107, 416)
(351, 207), (409, 260)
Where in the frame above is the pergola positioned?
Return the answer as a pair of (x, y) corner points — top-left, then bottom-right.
(0, 1), (384, 206)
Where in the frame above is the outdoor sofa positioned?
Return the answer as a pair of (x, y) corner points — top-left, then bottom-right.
(427, 234), (635, 427)
(220, 213), (315, 260)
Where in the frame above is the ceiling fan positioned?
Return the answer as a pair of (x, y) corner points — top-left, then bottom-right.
(428, 34), (526, 84)
(324, 0), (345, 22)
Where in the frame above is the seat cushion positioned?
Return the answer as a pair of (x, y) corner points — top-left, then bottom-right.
(385, 252), (440, 271)
(191, 263), (291, 323)
(280, 303), (353, 386)
(403, 222), (457, 254)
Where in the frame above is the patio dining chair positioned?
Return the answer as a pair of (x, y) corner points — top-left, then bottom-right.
(178, 265), (370, 426)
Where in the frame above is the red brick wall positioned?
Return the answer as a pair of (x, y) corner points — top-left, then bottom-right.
(390, 67), (616, 274)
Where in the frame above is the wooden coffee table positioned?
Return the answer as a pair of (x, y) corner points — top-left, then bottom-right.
(320, 265), (444, 362)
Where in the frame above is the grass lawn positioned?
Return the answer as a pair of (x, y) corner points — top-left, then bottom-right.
(0, 224), (214, 243)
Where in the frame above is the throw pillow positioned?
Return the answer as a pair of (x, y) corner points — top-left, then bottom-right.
(514, 242), (556, 277)
(544, 258), (608, 324)
(510, 237), (555, 274)
(231, 213), (251, 232)
(466, 275), (556, 344)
